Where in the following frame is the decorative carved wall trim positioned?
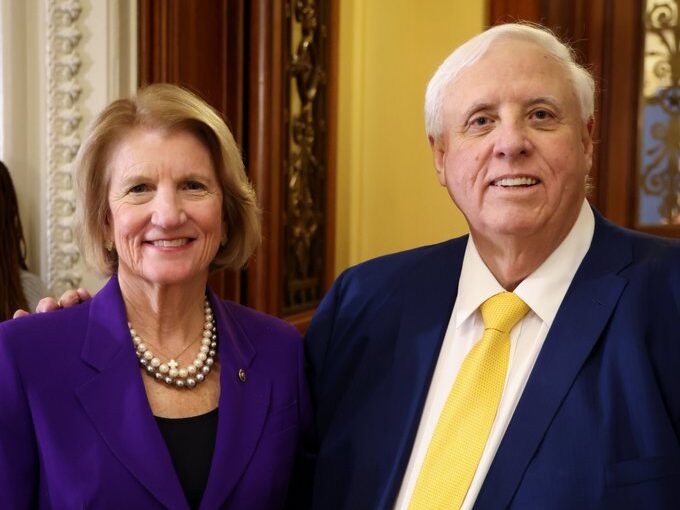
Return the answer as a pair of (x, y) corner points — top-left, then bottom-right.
(283, 0), (330, 314)
(45, 0), (84, 294)
(247, 0), (336, 330)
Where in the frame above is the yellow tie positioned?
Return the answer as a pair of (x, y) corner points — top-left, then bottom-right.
(409, 292), (530, 510)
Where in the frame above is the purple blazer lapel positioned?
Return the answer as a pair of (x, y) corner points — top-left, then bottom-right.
(200, 291), (271, 509)
(75, 277), (188, 510)
(475, 212), (633, 509)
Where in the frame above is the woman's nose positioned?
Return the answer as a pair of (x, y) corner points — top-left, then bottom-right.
(151, 190), (186, 228)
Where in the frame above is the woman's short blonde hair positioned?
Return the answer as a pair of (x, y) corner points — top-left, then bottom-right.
(73, 83), (261, 276)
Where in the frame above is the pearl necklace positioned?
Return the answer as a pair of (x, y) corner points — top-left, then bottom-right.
(129, 297), (217, 389)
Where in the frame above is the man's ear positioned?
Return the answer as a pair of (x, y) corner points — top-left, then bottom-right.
(429, 135), (447, 185)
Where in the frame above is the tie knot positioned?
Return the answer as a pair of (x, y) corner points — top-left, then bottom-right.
(480, 292), (529, 334)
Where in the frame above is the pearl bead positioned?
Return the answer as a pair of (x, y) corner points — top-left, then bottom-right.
(129, 296), (217, 390)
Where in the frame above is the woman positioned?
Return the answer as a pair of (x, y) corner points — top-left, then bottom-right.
(0, 161), (49, 320)
(0, 84), (312, 509)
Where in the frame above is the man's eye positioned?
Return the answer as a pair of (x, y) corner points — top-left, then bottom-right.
(532, 109), (552, 120)
(471, 116), (490, 126)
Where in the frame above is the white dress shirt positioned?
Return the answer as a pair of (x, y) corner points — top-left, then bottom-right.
(394, 200), (595, 510)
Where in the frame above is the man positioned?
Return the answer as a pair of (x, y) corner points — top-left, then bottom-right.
(25, 23), (680, 509)
(304, 23), (680, 509)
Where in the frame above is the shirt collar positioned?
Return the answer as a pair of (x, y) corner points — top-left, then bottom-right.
(455, 199), (595, 328)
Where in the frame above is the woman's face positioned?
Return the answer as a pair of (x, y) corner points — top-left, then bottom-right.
(106, 127), (225, 288)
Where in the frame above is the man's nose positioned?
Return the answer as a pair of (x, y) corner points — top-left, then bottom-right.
(493, 121), (531, 158)
(152, 190), (186, 228)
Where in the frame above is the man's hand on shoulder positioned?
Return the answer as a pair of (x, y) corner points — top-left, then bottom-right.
(12, 288), (92, 318)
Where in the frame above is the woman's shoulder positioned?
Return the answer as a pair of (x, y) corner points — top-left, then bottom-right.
(0, 301), (91, 353)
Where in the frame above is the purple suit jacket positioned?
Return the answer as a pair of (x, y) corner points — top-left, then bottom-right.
(0, 276), (312, 509)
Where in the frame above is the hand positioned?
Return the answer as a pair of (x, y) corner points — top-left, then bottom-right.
(12, 288), (92, 319)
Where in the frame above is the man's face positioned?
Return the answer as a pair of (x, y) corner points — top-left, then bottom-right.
(431, 39), (593, 244)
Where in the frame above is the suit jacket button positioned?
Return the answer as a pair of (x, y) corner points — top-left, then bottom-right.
(238, 368), (246, 382)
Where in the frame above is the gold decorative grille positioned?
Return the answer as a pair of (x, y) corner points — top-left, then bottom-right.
(639, 0), (680, 225)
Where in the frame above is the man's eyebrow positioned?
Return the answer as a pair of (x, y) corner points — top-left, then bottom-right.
(460, 102), (494, 122)
(525, 96), (562, 111)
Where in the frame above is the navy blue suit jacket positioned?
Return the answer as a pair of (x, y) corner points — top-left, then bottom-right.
(304, 210), (680, 509)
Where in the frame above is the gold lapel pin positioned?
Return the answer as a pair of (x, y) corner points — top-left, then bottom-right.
(238, 368), (246, 382)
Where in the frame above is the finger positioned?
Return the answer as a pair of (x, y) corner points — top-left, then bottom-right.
(58, 290), (82, 309)
(76, 288), (92, 302)
(13, 309), (29, 319)
(35, 297), (61, 313)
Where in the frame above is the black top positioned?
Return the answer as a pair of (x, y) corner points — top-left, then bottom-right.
(155, 408), (219, 509)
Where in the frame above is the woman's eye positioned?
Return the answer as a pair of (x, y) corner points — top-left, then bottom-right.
(183, 180), (206, 191)
(129, 184), (149, 193)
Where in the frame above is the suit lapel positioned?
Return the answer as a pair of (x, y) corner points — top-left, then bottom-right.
(75, 277), (188, 510)
(375, 240), (466, 508)
(475, 212), (633, 509)
(199, 293), (270, 509)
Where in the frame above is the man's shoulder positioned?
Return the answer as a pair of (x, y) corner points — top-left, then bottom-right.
(341, 236), (468, 284)
(600, 218), (680, 266)
(324, 236), (467, 315)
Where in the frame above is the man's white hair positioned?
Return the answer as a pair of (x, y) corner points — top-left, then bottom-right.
(424, 23), (595, 139)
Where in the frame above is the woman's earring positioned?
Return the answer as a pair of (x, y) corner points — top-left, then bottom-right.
(105, 240), (114, 252)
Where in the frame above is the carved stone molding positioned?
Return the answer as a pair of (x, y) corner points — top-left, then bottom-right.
(46, 0), (83, 294)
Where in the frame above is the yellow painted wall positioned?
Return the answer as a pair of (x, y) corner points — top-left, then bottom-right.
(336, 0), (486, 274)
